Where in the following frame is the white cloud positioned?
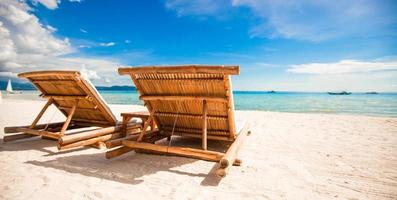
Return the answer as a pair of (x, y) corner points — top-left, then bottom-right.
(290, 72), (397, 92)
(234, 0), (397, 41)
(32, 0), (59, 9)
(0, 71), (18, 78)
(99, 42), (115, 47)
(30, 0), (82, 10)
(0, 0), (72, 57)
(287, 60), (397, 74)
(124, 40), (131, 44)
(78, 45), (89, 48)
(165, 0), (396, 41)
(0, 0), (124, 85)
(73, 39), (119, 48)
(6, 53), (123, 84)
(46, 25), (57, 33)
(80, 28), (87, 33)
(81, 66), (100, 80)
(0, 0), (72, 71)
(0, 21), (17, 66)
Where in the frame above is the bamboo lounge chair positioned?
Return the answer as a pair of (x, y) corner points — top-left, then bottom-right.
(106, 65), (250, 177)
(3, 71), (141, 150)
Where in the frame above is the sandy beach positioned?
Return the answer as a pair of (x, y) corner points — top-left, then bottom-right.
(0, 99), (396, 199)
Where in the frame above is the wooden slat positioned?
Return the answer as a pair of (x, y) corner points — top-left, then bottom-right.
(161, 130), (232, 141)
(41, 94), (88, 100)
(136, 78), (224, 81)
(59, 106), (98, 111)
(18, 71), (80, 78)
(161, 126), (229, 135)
(140, 95), (227, 103)
(105, 129), (158, 149)
(4, 122), (64, 133)
(122, 140), (225, 162)
(72, 118), (111, 125)
(121, 112), (150, 118)
(154, 112), (227, 120)
(119, 65), (240, 75)
(32, 79), (76, 83)
(106, 146), (134, 159)
(16, 127), (60, 139)
(58, 132), (123, 150)
(3, 133), (38, 142)
(59, 125), (122, 145)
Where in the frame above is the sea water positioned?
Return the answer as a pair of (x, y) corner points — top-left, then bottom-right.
(2, 90), (396, 117)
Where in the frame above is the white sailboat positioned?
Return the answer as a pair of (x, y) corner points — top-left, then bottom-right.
(6, 79), (13, 94)
(6, 79), (21, 94)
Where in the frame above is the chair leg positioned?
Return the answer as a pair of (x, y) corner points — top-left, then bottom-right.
(137, 110), (155, 142)
(30, 98), (54, 129)
(59, 100), (78, 136)
(216, 122), (250, 177)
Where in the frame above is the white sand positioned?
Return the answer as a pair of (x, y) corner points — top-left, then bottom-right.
(0, 99), (396, 199)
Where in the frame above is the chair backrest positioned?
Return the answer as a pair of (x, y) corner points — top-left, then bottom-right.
(18, 71), (117, 126)
(119, 65), (239, 141)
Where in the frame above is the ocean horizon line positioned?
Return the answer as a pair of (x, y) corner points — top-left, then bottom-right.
(1, 88), (397, 94)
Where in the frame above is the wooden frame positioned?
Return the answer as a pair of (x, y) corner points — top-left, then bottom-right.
(3, 70), (141, 150)
(118, 65), (240, 75)
(107, 65), (250, 178)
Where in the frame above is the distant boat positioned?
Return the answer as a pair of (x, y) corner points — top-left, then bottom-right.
(328, 91), (351, 95)
(6, 79), (21, 94)
(267, 90), (276, 93)
(365, 92), (378, 94)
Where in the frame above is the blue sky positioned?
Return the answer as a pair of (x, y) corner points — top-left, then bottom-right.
(0, 0), (396, 91)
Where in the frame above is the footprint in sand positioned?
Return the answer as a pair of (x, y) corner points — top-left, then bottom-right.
(38, 175), (50, 186)
(93, 191), (103, 199)
(2, 185), (10, 191)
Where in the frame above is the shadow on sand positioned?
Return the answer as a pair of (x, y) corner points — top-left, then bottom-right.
(1, 137), (56, 154)
(0, 137), (92, 155)
(15, 137), (226, 186)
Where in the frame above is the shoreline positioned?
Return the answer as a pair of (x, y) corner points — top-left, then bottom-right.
(1, 98), (395, 119)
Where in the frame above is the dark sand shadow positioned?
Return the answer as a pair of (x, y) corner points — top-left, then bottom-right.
(0, 137), (55, 154)
(0, 137), (103, 157)
(27, 151), (201, 185)
(25, 137), (229, 186)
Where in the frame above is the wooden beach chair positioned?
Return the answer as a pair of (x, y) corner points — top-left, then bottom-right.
(3, 71), (141, 150)
(106, 65), (250, 177)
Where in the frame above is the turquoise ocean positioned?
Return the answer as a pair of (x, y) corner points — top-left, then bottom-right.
(2, 90), (397, 117)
